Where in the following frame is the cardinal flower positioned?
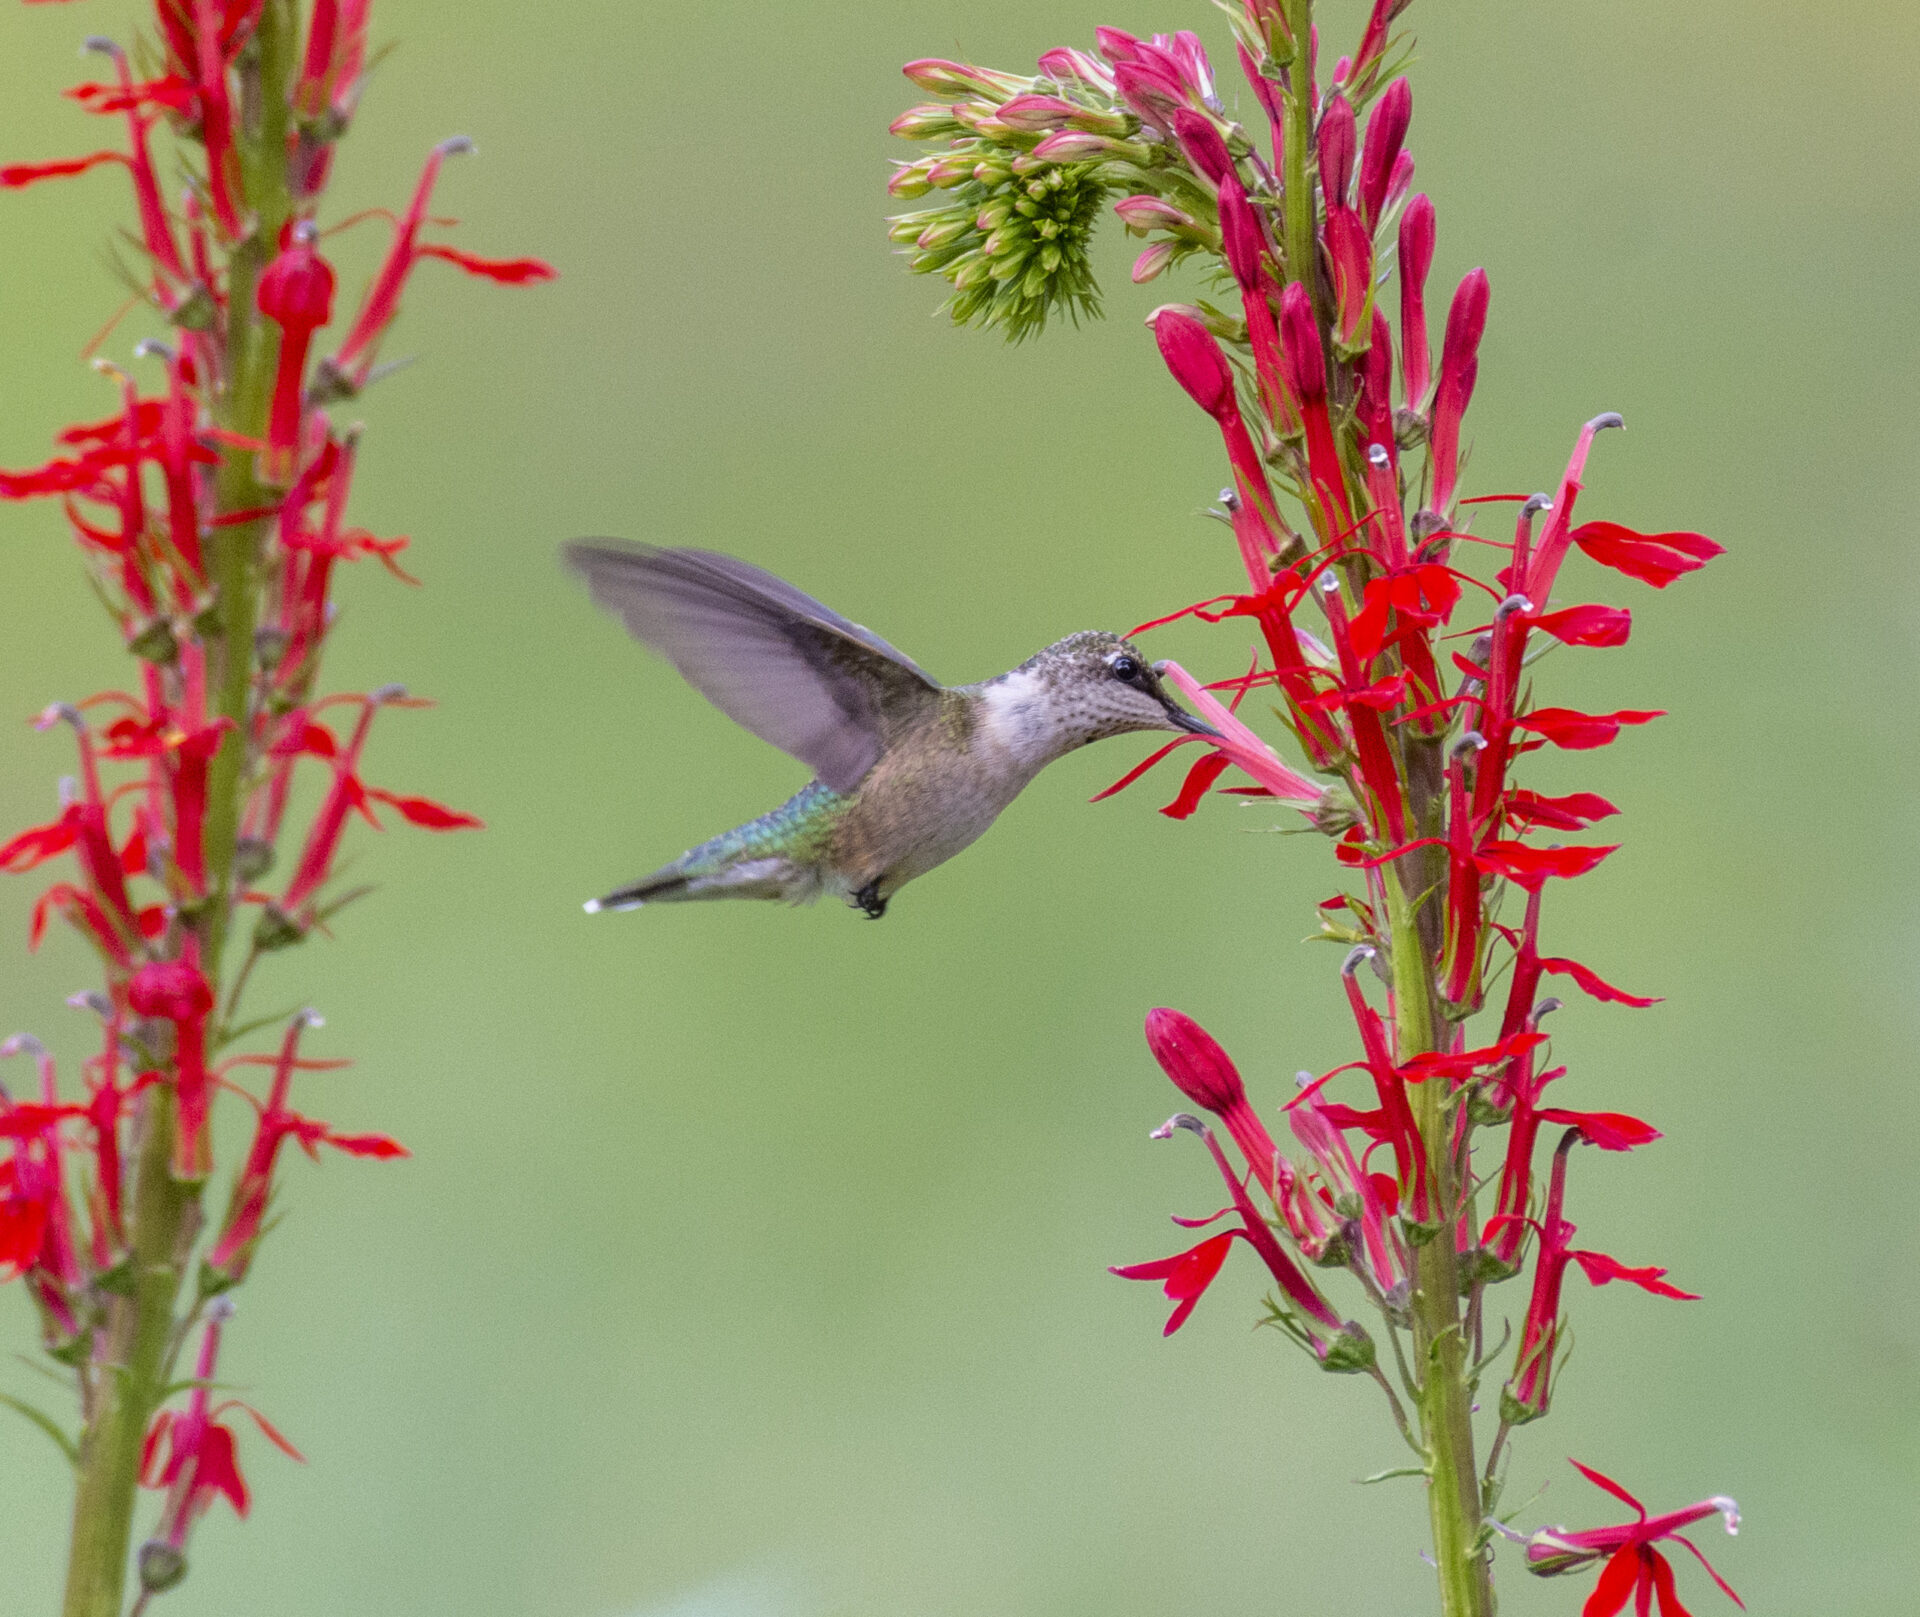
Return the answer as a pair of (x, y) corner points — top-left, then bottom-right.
(1518, 1460), (1742, 1617)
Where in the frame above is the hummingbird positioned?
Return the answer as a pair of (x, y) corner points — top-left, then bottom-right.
(563, 541), (1220, 918)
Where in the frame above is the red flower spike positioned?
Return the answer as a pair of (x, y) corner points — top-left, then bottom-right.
(256, 224), (337, 484)
(1398, 194), (1435, 406)
(1357, 77), (1411, 230)
(1429, 268), (1490, 511)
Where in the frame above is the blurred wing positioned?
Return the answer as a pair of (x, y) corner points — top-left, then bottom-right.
(564, 541), (942, 792)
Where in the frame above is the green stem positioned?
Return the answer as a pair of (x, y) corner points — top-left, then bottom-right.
(1385, 872), (1495, 1617)
(59, 7), (299, 1612)
(60, 1094), (197, 1617)
(1280, 0), (1318, 302)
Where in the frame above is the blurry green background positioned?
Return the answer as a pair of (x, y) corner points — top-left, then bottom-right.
(1, 1), (1915, 1611)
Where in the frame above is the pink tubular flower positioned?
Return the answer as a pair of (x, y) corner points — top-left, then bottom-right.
(255, 223), (336, 485)
(126, 953), (216, 1181)
(1520, 1460), (1743, 1617)
(1155, 661), (1323, 806)
(1428, 268), (1490, 511)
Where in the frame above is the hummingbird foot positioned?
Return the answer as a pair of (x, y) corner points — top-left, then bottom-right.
(852, 880), (888, 920)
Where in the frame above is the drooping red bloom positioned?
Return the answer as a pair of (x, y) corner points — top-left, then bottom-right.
(1520, 1460), (1743, 1617)
(142, 1304), (305, 1561)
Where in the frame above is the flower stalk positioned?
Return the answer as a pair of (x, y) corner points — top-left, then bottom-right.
(2, 3), (547, 1610)
(889, 3), (1738, 1613)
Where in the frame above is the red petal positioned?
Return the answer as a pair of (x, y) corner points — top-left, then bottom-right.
(1111, 1230), (1237, 1335)
(1538, 955), (1661, 1007)
(1159, 751), (1231, 820)
(1090, 735), (1198, 802)
(1531, 604), (1632, 648)
(1584, 1544), (1642, 1617)
(0, 819), (78, 873)
(412, 243), (558, 284)
(1516, 707), (1664, 750)
(1571, 521), (1723, 589)
(1537, 1108), (1662, 1151)
(1649, 1550), (1696, 1617)
(194, 1423), (251, 1517)
(239, 1404), (307, 1463)
(1570, 1457), (1648, 1515)
(0, 150), (124, 189)
(1570, 1249), (1700, 1300)
(1477, 841), (1618, 882)
(363, 789), (483, 830)
(322, 1130), (410, 1159)
(1506, 789), (1620, 831)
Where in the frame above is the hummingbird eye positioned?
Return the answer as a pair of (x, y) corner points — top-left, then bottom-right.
(1110, 655), (1144, 684)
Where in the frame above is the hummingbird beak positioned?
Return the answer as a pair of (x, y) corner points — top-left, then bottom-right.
(1160, 697), (1222, 738)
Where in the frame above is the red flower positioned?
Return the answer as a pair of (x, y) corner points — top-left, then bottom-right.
(206, 1013), (405, 1282)
(141, 1305), (305, 1563)
(1501, 1131), (1697, 1423)
(326, 139), (556, 391)
(127, 954), (216, 1180)
(1519, 1460), (1742, 1617)
(255, 224), (337, 485)
(1112, 1230), (1237, 1335)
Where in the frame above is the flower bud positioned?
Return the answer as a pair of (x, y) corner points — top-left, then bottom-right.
(1150, 306), (1236, 421)
(1318, 94), (1356, 207)
(1357, 76), (1411, 229)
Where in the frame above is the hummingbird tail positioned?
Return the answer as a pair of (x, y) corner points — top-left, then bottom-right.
(582, 854), (812, 912)
(582, 871), (696, 912)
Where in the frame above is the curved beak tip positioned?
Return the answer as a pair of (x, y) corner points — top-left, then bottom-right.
(1168, 706), (1222, 738)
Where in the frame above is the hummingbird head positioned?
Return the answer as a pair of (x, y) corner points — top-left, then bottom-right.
(980, 631), (1221, 767)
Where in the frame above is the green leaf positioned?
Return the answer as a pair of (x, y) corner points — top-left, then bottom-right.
(1356, 1465), (1429, 1485)
(0, 1390), (79, 1470)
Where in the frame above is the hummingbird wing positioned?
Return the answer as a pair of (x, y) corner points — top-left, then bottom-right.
(564, 541), (944, 793)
